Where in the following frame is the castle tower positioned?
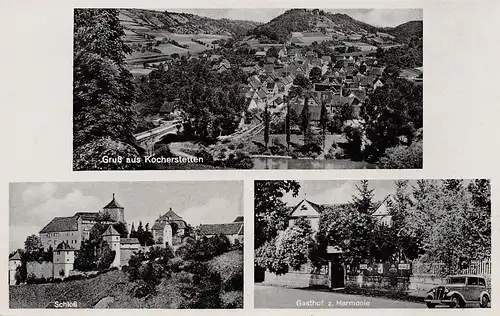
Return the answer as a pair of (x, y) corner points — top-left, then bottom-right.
(53, 241), (76, 278)
(102, 193), (125, 222)
(9, 252), (22, 285)
(102, 225), (121, 268)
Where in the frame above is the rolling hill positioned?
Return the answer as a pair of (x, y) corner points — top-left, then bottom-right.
(250, 9), (382, 42)
(119, 9), (260, 38)
(388, 20), (423, 42)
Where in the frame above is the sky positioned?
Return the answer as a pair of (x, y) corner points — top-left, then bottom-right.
(281, 180), (406, 207)
(9, 182), (243, 252)
(166, 9), (423, 27)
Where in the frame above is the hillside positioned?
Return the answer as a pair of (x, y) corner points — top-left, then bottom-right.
(388, 20), (423, 42)
(120, 9), (260, 38)
(9, 250), (243, 309)
(250, 9), (382, 42)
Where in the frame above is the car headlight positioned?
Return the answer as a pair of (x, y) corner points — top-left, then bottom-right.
(444, 288), (450, 294)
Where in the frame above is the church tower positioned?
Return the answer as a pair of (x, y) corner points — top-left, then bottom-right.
(102, 193), (125, 222)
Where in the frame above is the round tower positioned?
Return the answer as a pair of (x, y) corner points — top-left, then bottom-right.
(102, 193), (125, 222)
(102, 225), (121, 268)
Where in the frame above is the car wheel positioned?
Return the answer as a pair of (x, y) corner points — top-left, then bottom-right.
(426, 302), (436, 308)
(451, 295), (464, 308)
(480, 295), (489, 308)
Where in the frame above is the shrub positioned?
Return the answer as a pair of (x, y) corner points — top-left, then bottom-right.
(225, 151), (253, 169)
(236, 142), (245, 149)
(224, 270), (244, 291)
(378, 141), (423, 169)
(195, 149), (214, 166)
(228, 144), (236, 150)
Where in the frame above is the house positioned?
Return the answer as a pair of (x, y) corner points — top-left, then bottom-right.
(369, 66), (385, 76)
(209, 54), (222, 62)
(255, 51), (266, 58)
(9, 252), (22, 285)
(198, 217), (244, 245)
(39, 194), (124, 250)
(289, 93), (322, 122)
(289, 198), (393, 234)
(159, 101), (176, 117)
(151, 208), (188, 247)
(53, 241), (76, 278)
(213, 58), (231, 73)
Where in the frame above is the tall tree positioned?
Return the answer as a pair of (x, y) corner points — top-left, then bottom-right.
(254, 181), (301, 250)
(264, 103), (270, 149)
(301, 97), (310, 136)
(351, 180), (375, 214)
(24, 235), (41, 252)
(73, 9), (140, 169)
(285, 98), (291, 149)
(319, 100), (328, 149)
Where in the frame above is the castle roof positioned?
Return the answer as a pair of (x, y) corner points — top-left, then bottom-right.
(73, 212), (99, 221)
(152, 208), (187, 231)
(55, 241), (75, 251)
(199, 222), (243, 236)
(9, 252), (21, 261)
(40, 216), (78, 233)
(102, 225), (120, 236)
(103, 194), (123, 209)
(121, 238), (140, 244)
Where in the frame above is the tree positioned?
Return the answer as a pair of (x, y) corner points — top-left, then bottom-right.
(362, 79), (423, 162)
(24, 235), (41, 252)
(266, 46), (278, 58)
(293, 74), (312, 90)
(351, 180), (375, 214)
(97, 242), (116, 271)
(264, 103), (270, 149)
(309, 66), (323, 83)
(254, 181), (301, 250)
(319, 100), (328, 148)
(73, 9), (139, 169)
(300, 97), (310, 136)
(285, 100), (291, 148)
(74, 239), (98, 271)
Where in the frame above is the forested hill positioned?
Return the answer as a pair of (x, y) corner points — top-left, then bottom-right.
(250, 9), (383, 42)
(119, 9), (260, 37)
(387, 20), (423, 42)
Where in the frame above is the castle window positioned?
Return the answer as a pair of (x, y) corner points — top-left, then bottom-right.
(47, 233), (51, 238)
(54, 233), (58, 237)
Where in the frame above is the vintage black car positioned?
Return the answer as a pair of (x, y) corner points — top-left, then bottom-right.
(425, 275), (490, 308)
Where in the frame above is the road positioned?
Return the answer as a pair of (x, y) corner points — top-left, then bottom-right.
(254, 284), (425, 309)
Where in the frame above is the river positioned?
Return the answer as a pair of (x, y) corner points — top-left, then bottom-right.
(251, 156), (376, 169)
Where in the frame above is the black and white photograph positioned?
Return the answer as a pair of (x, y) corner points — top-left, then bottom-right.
(254, 179), (491, 308)
(9, 181), (244, 309)
(73, 8), (423, 170)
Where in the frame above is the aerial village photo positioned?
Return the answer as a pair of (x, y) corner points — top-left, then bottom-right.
(8, 182), (244, 308)
(254, 179), (491, 308)
(73, 8), (423, 170)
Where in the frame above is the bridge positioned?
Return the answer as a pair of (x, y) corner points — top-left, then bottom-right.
(134, 119), (183, 155)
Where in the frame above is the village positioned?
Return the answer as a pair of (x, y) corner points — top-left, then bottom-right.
(133, 15), (423, 170)
(72, 8), (423, 170)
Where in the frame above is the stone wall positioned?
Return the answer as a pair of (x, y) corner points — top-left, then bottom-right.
(26, 261), (53, 279)
(263, 271), (329, 288)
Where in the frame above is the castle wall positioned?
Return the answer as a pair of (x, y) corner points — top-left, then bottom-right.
(26, 261), (53, 279)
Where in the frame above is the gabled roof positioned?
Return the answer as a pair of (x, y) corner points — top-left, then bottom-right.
(289, 199), (324, 216)
(370, 67), (385, 76)
(102, 225), (120, 236)
(73, 212), (99, 221)
(199, 222), (243, 236)
(349, 89), (367, 102)
(40, 216), (78, 233)
(103, 194), (123, 209)
(9, 252), (21, 261)
(121, 238), (140, 244)
(152, 208), (187, 231)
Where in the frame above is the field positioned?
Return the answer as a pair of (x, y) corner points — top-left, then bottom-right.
(10, 250), (243, 308)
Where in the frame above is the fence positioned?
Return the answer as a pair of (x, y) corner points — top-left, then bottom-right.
(411, 259), (491, 277)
